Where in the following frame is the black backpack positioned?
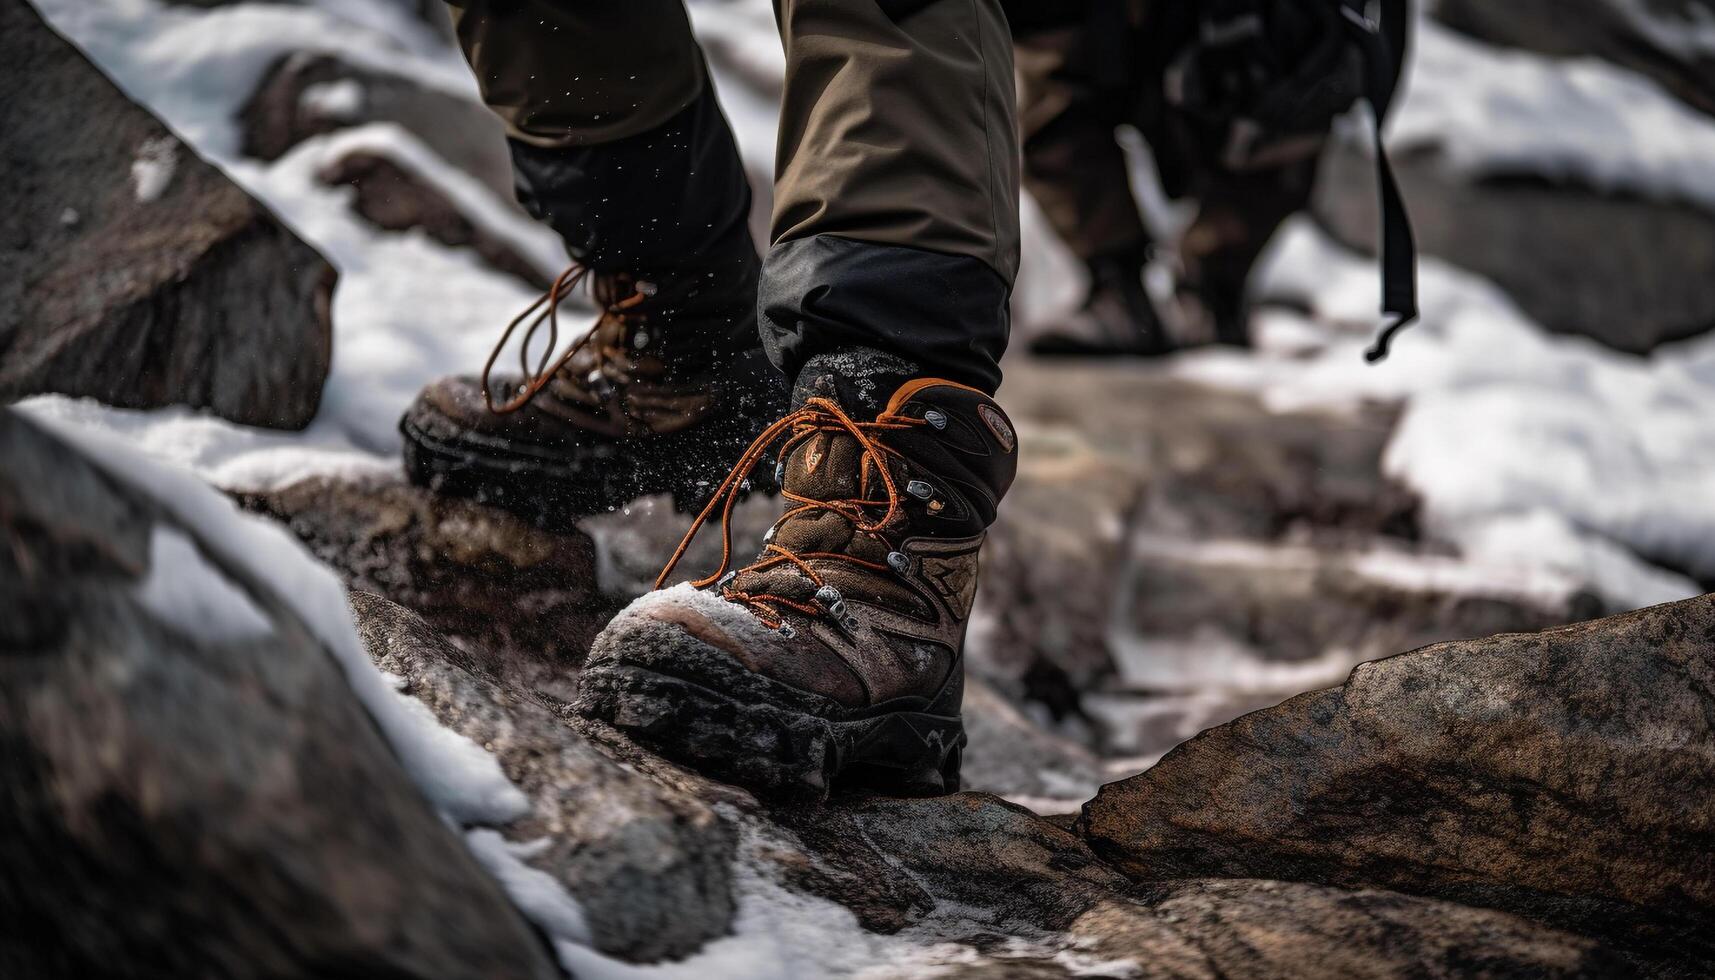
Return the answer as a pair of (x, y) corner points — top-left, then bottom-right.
(1163, 0), (1419, 360)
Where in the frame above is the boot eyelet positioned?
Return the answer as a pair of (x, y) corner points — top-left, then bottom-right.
(774, 460), (786, 485)
(906, 480), (933, 500)
(717, 571), (737, 590)
(886, 551), (910, 575)
(927, 499), (945, 515)
(842, 615), (860, 631)
(923, 409), (947, 430)
(777, 624), (796, 639)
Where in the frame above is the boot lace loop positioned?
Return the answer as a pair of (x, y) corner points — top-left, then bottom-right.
(654, 396), (927, 628)
(480, 265), (651, 414)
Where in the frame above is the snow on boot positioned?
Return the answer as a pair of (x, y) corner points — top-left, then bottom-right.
(401, 261), (787, 525)
(573, 361), (1019, 800)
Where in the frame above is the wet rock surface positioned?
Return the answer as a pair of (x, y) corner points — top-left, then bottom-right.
(1079, 593), (1715, 969)
(348, 568), (1642, 976)
(236, 475), (614, 686)
(350, 593), (737, 962)
(0, 0), (335, 429)
(0, 408), (557, 980)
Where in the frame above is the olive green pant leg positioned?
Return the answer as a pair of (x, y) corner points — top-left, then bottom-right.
(761, 0), (1021, 393)
(446, 0), (703, 147)
(1016, 22), (1150, 262)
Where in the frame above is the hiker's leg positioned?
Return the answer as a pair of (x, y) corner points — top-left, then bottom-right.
(760, 0), (1020, 394)
(1016, 12), (1149, 265)
(1180, 151), (1323, 345)
(403, 0), (781, 520)
(576, 0), (1025, 799)
(447, 0), (753, 275)
(1013, 3), (1171, 357)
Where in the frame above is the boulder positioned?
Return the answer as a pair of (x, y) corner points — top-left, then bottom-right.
(782, 794), (1622, 978)
(236, 474), (615, 689)
(1079, 594), (1715, 964)
(0, 408), (557, 979)
(1434, 0), (1715, 120)
(0, 0), (335, 429)
(318, 149), (552, 288)
(350, 592), (737, 961)
(241, 51), (516, 203)
(1313, 140), (1715, 354)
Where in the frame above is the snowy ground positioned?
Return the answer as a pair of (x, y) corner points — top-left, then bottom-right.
(16, 0), (1715, 974)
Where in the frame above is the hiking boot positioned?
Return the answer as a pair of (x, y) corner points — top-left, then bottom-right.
(1029, 248), (1174, 358)
(572, 362), (1019, 800)
(401, 260), (787, 525)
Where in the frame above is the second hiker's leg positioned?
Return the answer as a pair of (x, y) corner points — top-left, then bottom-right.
(403, 0), (785, 521)
(577, 0), (1025, 799)
(1014, 4), (1171, 357)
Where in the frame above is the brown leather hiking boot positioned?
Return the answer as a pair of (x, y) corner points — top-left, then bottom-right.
(401, 263), (787, 525)
(572, 372), (1019, 799)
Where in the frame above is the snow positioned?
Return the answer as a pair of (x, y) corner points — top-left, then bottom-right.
(1395, 21), (1715, 211)
(130, 134), (178, 202)
(464, 831), (595, 947)
(1175, 219), (1715, 611)
(300, 78), (365, 120)
(134, 525), (274, 642)
(28, 412), (528, 829)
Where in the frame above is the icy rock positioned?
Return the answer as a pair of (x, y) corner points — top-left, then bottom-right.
(0, 408), (557, 980)
(316, 149), (553, 288)
(237, 474), (614, 694)
(1079, 593), (1715, 968)
(0, 0), (335, 430)
(350, 592), (740, 962)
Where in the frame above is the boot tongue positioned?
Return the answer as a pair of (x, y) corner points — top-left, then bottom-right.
(791, 348), (920, 415)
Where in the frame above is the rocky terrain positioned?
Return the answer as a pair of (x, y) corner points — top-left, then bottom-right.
(7, 0), (1715, 976)
(6, 407), (1711, 977)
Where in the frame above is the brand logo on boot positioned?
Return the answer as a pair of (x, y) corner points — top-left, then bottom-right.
(977, 404), (1016, 452)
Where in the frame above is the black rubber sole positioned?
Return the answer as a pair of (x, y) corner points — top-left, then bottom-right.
(572, 659), (965, 803)
(400, 404), (779, 529)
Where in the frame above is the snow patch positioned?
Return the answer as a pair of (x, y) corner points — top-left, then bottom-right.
(300, 78), (365, 120)
(1394, 20), (1715, 211)
(130, 135), (178, 202)
(464, 830), (594, 947)
(134, 525), (274, 642)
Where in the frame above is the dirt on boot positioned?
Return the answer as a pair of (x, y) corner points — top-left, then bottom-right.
(573, 373), (1019, 800)
(401, 262), (787, 525)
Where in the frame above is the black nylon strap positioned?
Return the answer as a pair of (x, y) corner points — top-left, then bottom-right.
(1340, 0), (1420, 362)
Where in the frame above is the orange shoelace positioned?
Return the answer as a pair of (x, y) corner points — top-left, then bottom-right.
(480, 264), (650, 414)
(654, 396), (928, 628)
